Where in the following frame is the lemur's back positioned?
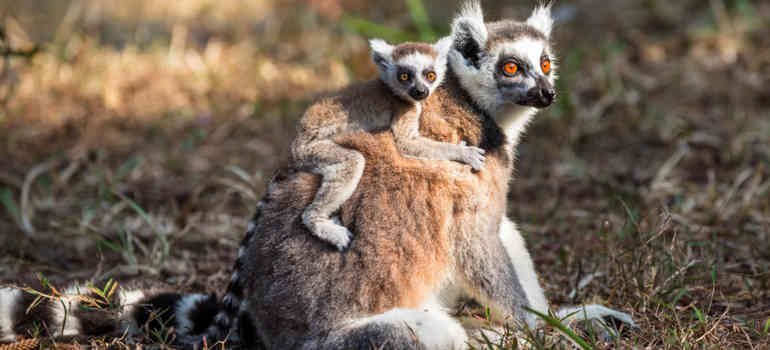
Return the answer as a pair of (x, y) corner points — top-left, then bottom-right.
(295, 79), (405, 143)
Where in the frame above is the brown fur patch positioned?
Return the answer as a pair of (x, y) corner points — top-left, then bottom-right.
(293, 79), (402, 151)
(484, 21), (547, 50)
(391, 42), (437, 61)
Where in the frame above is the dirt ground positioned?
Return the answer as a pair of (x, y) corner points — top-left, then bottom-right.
(0, 0), (768, 348)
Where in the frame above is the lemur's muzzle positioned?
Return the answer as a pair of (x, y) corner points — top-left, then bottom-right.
(523, 77), (555, 108)
(409, 85), (429, 101)
(535, 86), (556, 106)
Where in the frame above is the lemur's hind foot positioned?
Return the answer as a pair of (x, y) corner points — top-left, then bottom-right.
(302, 213), (353, 251)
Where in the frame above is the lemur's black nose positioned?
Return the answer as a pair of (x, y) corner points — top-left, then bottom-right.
(539, 87), (556, 105)
(409, 86), (429, 100)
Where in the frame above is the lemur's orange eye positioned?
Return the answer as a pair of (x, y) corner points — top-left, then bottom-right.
(503, 62), (518, 76)
(399, 73), (409, 81)
(541, 59), (551, 73)
(426, 72), (436, 81)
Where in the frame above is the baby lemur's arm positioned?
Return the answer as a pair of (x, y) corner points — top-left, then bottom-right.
(391, 104), (486, 170)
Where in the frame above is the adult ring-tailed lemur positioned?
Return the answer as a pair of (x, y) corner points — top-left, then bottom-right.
(0, 1), (635, 349)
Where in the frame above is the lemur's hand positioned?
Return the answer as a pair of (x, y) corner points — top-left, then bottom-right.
(458, 141), (486, 171)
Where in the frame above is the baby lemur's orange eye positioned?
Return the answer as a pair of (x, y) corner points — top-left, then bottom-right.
(503, 62), (518, 76)
(541, 59), (551, 74)
(426, 72), (436, 81)
(399, 73), (409, 81)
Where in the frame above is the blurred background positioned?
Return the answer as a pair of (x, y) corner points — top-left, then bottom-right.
(0, 0), (767, 347)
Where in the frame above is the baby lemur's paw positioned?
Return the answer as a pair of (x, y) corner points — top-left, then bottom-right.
(458, 141), (486, 171)
(311, 217), (353, 251)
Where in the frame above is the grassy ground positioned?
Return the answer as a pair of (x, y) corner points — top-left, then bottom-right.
(0, 0), (768, 348)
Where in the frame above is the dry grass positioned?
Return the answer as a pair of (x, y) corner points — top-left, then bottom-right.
(0, 0), (768, 348)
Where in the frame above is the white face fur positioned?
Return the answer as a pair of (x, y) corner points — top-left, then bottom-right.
(448, 1), (558, 116)
(370, 37), (452, 103)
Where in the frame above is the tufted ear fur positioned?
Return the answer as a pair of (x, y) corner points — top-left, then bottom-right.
(433, 36), (452, 67)
(433, 36), (452, 59)
(431, 36), (452, 83)
(451, 1), (488, 68)
(526, 0), (555, 38)
(369, 39), (394, 72)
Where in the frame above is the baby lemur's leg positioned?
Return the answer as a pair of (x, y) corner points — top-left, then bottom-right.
(297, 139), (365, 251)
(391, 104), (486, 171)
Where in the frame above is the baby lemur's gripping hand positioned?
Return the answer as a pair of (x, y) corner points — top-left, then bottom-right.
(458, 141), (486, 171)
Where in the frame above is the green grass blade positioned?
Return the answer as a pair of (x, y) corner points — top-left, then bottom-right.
(671, 287), (688, 306)
(119, 229), (138, 266)
(478, 329), (496, 350)
(692, 305), (704, 323)
(617, 197), (640, 234)
(0, 187), (20, 227)
(97, 237), (122, 255)
(112, 190), (169, 263)
(37, 273), (51, 290)
(23, 289), (44, 296)
(525, 307), (593, 350)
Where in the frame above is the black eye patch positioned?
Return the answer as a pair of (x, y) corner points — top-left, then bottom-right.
(396, 66), (416, 82)
(396, 70), (414, 84)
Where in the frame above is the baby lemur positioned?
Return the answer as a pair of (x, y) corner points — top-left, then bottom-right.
(291, 38), (486, 251)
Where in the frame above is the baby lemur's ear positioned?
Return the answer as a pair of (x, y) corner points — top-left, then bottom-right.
(433, 36), (453, 59)
(432, 36), (452, 79)
(369, 39), (395, 71)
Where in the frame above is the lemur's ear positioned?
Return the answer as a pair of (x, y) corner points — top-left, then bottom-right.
(451, 1), (488, 69)
(526, 0), (555, 38)
(369, 39), (394, 71)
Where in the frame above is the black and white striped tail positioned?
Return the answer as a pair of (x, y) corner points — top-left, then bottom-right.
(2, 202), (264, 347)
(204, 203), (262, 346)
(0, 284), (219, 346)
